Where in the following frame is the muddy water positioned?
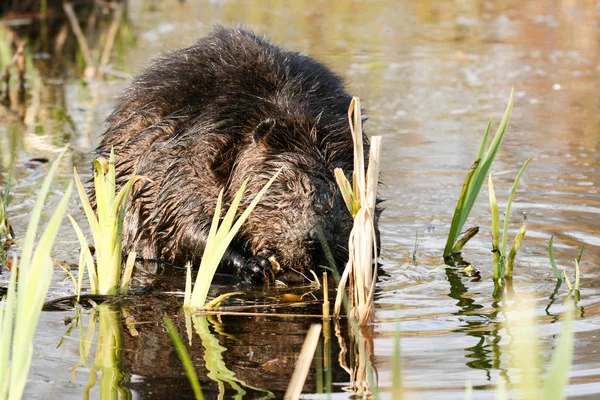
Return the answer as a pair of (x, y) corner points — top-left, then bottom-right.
(1, 0), (599, 398)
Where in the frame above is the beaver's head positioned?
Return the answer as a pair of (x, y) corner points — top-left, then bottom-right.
(229, 117), (358, 276)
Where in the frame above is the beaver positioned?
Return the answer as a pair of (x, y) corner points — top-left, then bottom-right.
(96, 27), (380, 283)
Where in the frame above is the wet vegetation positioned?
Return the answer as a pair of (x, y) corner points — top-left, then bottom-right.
(1, 0), (599, 399)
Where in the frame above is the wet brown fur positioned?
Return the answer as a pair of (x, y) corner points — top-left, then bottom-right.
(96, 27), (379, 280)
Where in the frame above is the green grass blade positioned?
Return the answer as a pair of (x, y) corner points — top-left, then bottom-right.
(20, 146), (69, 276)
(574, 260), (580, 291)
(444, 158), (480, 257)
(163, 317), (204, 400)
(107, 148), (116, 205)
(0, 174), (11, 238)
(563, 270), (573, 292)
(488, 174), (502, 279)
(452, 227), (479, 254)
(67, 214), (98, 293)
(501, 155), (533, 258)
(205, 292), (243, 309)
(576, 246), (584, 264)
(214, 179), (249, 243)
(1, 174), (10, 205)
(221, 169), (282, 254)
(10, 182), (72, 399)
(541, 302), (574, 400)
(453, 89), (515, 250)
(548, 234), (562, 280)
(93, 157), (110, 229)
(0, 254), (18, 398)
(506, 213), (528, 278)
(335, 168), (356, 216)
(120, 251), (136, 295)
(207, 189), (224, 243)
(73, 168), (102, 249)
(184, 262), (192, 307)
(188, 169), (282, 309)
(477, 119), (492, 160)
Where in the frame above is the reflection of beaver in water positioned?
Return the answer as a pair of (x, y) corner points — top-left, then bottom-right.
(96, 27), (380, 283)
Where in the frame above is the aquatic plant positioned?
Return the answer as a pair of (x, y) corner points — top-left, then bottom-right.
(488, 156), (533, 280)
(548, 234), (584, 284)
(70, 148), (143, 296)
(164, 317), (204, 400)
(333, 97), (381, 325)
(444, 89), (514, 259)
(0, 175), (11, 242)
(0, 148), (72, 400)
(183, 169), (281, 310)
(501, 296), (574, 400)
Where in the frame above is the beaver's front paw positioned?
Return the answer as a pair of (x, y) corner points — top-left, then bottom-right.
(240, 256), (276, 284)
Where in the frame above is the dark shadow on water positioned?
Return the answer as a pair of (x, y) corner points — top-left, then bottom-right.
(46, 264), (355, 399)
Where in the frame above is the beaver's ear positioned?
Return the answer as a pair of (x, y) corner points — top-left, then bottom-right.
(252, 119), (276, 143)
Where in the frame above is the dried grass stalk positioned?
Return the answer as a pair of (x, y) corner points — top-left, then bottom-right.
(333, 97), (381, 325)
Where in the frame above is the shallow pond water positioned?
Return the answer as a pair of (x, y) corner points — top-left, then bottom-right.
(1, 0), (599, 399)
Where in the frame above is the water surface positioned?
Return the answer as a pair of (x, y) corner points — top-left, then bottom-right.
(1, 1), (599, 398)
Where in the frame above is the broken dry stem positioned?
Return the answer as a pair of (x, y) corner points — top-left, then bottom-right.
(285, 324), (322, 400)
(333, 97), (380, 325)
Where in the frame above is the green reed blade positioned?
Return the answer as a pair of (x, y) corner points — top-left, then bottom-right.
(576, 246), (584, 264)
(0, 254), (17, 399)
(477, 119), (492, 160)
(73, 168), (102, 252)
(207, 189), (224, 243)
(445, 90), (514, 259)
(187, 168), (282, 309)
(215, 179), (249, 244)
(107, 148), (116, 204)
(506, 213), (528, 278)
(488, 174), (502, 279)
(20, 146), (68, 277)
(574, 260), (580, 291)
(93, 157), (110, 228)
(10, 181), (72, 400)
(120, 251), (136, 295)
(452, 227), (479, 254)
(548, 234), (562, 280)
(163, 317), (204, 400)
(444, 158), (480, 257)
(502, 156), (533, 258)
(459, 90), (514, 232)
(541, 302), (574, 400)
(563, 270), (573, 292)
(184, 262), (192, 307)
(335, 168), (357, 216)
(67, 215), (97, 294)
(0, 174), (11, 237)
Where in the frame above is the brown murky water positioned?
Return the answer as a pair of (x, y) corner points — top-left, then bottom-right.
(1, 1), (599, 398)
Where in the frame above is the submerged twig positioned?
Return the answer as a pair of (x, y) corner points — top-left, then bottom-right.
(63, 2), (96, 78)
(96, 2), (124, 80)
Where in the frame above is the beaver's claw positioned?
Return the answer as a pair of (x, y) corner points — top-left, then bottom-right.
(240, 256), (276, 284)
